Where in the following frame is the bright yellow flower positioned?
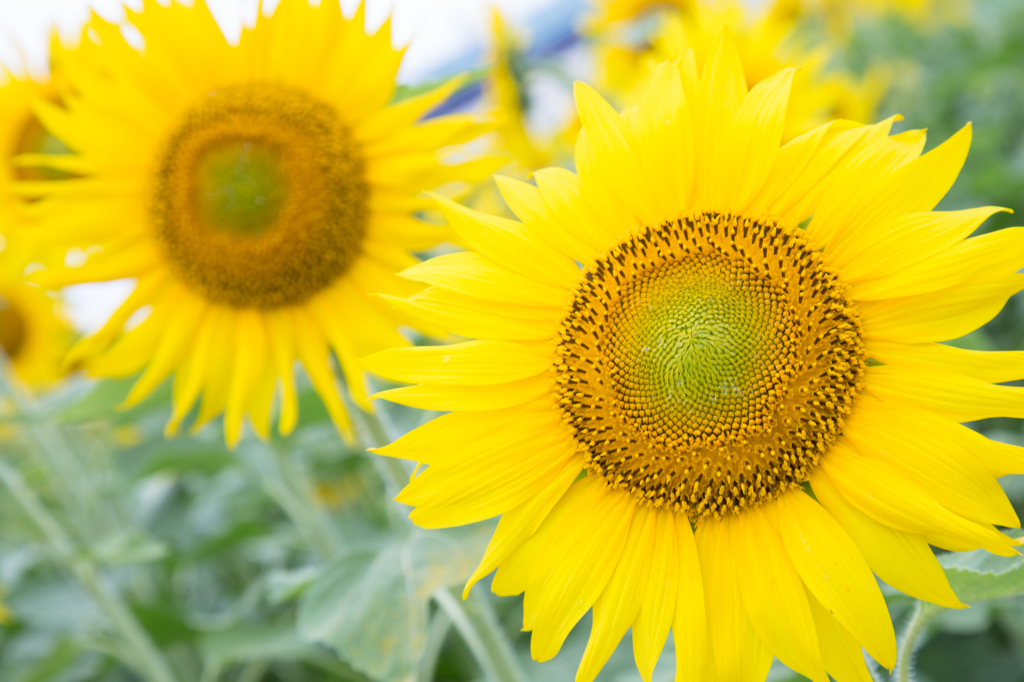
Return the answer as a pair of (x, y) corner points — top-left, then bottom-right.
(593, 0), (696, 24)
(595, 0), (882, 140)
(27, 0), (494, 446)
(0, 74), (72, 388)
(365, 29), (1024, 682)
(808, 0), (967, 29)
(486, 11), (552, 171)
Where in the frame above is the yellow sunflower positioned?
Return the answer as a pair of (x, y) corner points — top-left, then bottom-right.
(595, 0), (882, 141)
(0, 73), (72, 388)
(26, 0), (495, 446)
(0, 252), (71, 389)
(364, 29), (1024, 682)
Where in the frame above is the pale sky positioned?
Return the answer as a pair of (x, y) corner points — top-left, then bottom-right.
(0, 0), (574, 82)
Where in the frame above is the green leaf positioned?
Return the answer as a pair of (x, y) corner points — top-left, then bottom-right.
(200, 623), (311, 665)
(940, 537), (1024, 602)
(297, 524), (492, 682)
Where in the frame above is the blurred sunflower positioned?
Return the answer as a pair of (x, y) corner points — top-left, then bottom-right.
(0, 74), (72, 388)
(0, 260), (70, 389)
(594, 0), (882, 140)
(807, 0), (968, 29)
(26, 0), (495, 446)
(366, 29), (1024, 682)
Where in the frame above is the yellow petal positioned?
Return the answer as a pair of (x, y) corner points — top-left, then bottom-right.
(265, 309), (299, 436)
(528, 485), (636, 662)
(399, 438), (577, 529)
(672, 516), (707, 682)
(851, 226), (1024, 301)
(167, 307), (224, 436)
(860, 275), (1023, 344)
(362, 340), (550, 386)
(735, 505), (828, 682)
(378, 289), (559, 342)
(463, 458), (583, 596)
(123, 293), (207, 407)
(494, 174), (604, 264)
(574, 82), (660, 225)
(820, 442), (1018, 557)
(636, 60), (694, 221)
(695, 26), (747, 210)
(632, 510), (679, 682)
(868, 364), (1024, 422)
(577, 507), (656, 682)
(432, 192), (581, 290)
(806, 587), (874, 682)
(811, 471), (964, 609)
(224, 310), (268, 448)
(844, 395), (1018, 527)
(867, 340), (1024, 385)
(813, 124), (971, 258)
(726, 68), (795, 213)
(492, 477), (603, 599)
(373, 374), (551, 412)
(533, 166), (623, 256)
(400, 251), (570, 308)
(374, 401), (563, 466)
(291, 308), (352, 442)
(696, 520), (772, 682)
(836, 206), (1008, 284)
(776, 489), (896, 669)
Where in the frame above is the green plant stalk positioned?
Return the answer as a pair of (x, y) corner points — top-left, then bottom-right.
(0, 458), (179, 682)
(416, 609), (453, 682)
(354, 405), (410, 497)
(434, 587), (528, 682)
(896, 600), (943, 682)
(257, 442), (342, 558)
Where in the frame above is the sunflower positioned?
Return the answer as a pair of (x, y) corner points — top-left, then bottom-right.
(0, 74), (72, 388)
(364, 29), (1024, 682)
(594, 0), (882, 141)
(25, 0), (495, 446)
(0, 255), (71, 388)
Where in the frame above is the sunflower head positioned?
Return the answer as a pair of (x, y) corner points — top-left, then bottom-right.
(27, 0), (498, 446)
(367, 26), (1024, 682)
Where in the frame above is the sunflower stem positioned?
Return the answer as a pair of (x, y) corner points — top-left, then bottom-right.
(353, 405), (411, 503)
(896, 600), (942, 682)
(0, 458), (179, 682)
(416, 609), (453, 682)
(434, 586), (527, 682)
(246, 442), (341, 559)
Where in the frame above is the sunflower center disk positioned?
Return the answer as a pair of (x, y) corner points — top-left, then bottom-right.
(154, 83), (368, 308)
(0, 299), (27, 360)
(555, 213), (865, 519)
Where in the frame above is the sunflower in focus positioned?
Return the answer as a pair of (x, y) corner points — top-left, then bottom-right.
(365, 29), (1024, 682)
(26, 0), (495, 446)
(595, 0), (882, 140)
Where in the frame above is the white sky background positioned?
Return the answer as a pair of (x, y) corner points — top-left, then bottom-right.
(0, 0), (575, 332)
(0, 0), (570, 83)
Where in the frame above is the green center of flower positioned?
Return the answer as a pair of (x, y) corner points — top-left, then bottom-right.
(196, 140), (288, 236)
(154, 82), (368, 309)
(607, 256), (795, 448)
(554, 213), (865, 519)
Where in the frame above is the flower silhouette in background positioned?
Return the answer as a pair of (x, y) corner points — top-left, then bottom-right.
(366, 28), (1024, 682)
(24, 0), (497, 446)
(592, 0), (883, 141)
(0, 73), (72, 388)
